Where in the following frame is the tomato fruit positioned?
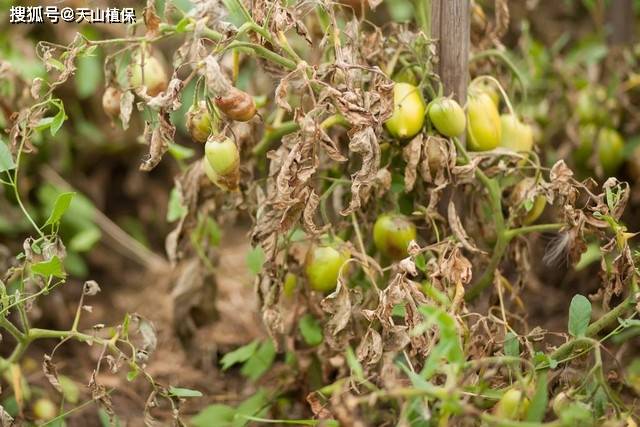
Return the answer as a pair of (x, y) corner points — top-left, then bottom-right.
(32, 398), (56, 421)
(128, 49), (168, 97)
(205, 137), (240, 176)
(466, 90), (501, 151)
(186, 101), (214, 143)
(102, 87), (121, 118)
(428, 97), (466, 137)
(373, 214), (417, 260)
(577, 125), (625, 176)
(499, 114), (534, 153)
(510, 178), (546, 225)
(215, 87), (256, 122)
(203, 137), (240, 191)
(552, 392), (570, 416)
(493, 389), (529, 420)
(305, 239), (351, 292)
(576, 88), (610, 126)
(385, 82), (426, 140)
(476, 81), (500, 107)
(393, 67), (419, 86)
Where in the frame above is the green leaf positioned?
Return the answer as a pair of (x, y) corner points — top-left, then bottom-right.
(50, 105), (66, 136)
(246, 246), (265, 276)
(44, 192), (75, 226)
(75, 53), (102, 98)
(233, 389), (269, 427)
(220, 340), (259, 371)
(167, 186), (187, 222)
(222, 0), (252, 25)
(298, 314), (323, 346)
(504, 332), (519, 358)
(241, 340), (276, 381)
(346, 346), (364, 380)
(191, 404), (235, 427)
(205, 218), (221, 247)
(58, 375), (80, 404)
(168, 143), (195, 160)
(525, 371), (548, 422)
(568, 294), (592, 337)
(168, 386), (203, 398)
(31, 256), (65, 278)
(417, 305), (464, 378)
(68, 227), (101, 252)
(0, 139), (16, 173)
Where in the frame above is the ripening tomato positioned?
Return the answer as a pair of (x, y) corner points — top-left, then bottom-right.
(102, 87), (121, 118)
(476, 81), (500, 107)
(466, 90), (501, 151)
(577, 125), (625, 176)
(128, 49), (168, 97)
(385, 83), (426, 140)
(186, 101), (214, 143)
(32, 398), (57, 421)
(373, 214), (417, 260)
(305, 239), (351, 292)
(428, 97), (466, 137)
(205, 137), (240, 176)
(499, 114), (534, 153)
(493, 389), (529, 420)
(511, 178), (546, 225)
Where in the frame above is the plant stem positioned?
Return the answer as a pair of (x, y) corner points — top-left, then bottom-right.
(505, 223), (564, 239)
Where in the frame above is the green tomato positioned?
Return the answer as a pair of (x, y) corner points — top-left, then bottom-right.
(186, 101), (214, 143)
(499, 114), (534, 153)
(493, 389), (529, 420)
(385, 83), (426, 140)
(511, 178), (546, 225)
(373, 214), (417, 260)
(598, 128), (625, 176)
(204, 137), (240, 175)
(466, 91), (501, 151)
(577, 125), (625, 176)
(32, 398), (57, 421)
(128, 49), (168, 97)
(576, 88), (610, 126)
(305, 240), (351, 292)
(428, 97), (466, 137)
